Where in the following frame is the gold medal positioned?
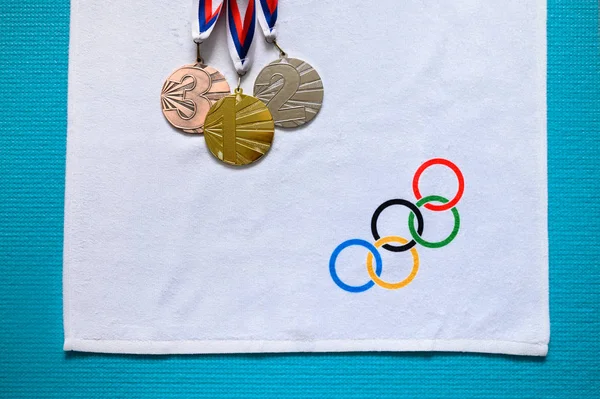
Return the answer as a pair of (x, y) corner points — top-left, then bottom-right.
(204, 88), (275, 166)
(161, 63), (231, 134)
(254, 55), (324, 128)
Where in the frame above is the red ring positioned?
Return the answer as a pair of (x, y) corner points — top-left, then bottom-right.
(412, 158), (464, 212)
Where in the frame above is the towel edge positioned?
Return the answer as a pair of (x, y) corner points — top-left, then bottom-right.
(64, 338), (548, 357)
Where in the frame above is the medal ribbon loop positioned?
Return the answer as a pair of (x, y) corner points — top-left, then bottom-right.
(192, 0), (225, 43)
(256, 0), (278, 41)
(226, 0), (257, 75)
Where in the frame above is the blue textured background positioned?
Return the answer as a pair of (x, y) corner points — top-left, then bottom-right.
(1, 1), (599, 397)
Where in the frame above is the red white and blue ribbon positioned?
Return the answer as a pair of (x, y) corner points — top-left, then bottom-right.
(192, 0), (224, 43)
(226, 0), (256, 75)
(256, 0), (278, 41)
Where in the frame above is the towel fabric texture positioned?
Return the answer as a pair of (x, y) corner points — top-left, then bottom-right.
(63, 0), (549, 355)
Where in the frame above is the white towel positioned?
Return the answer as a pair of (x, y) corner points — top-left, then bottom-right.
(63, 0), (549, 356)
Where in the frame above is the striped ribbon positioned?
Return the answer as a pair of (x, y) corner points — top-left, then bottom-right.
(226, 0), (257, 75)
(192, 0), (225, 43)
(256, 0), (278, 41)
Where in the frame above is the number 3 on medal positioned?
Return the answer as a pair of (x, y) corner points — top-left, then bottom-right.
(254, 58), (324, 128)
(161, 66), (230, 134)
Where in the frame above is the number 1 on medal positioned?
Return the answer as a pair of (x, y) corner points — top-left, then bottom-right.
(222, 96), (237, 163)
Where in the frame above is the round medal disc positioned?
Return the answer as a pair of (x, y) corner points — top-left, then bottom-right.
(253, 57), (324, 128)
(161, 64), (231, 134)
(203, 89), (275, 166)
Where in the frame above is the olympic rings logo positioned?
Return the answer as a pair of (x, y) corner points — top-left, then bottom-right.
(329, 158), (465, 293)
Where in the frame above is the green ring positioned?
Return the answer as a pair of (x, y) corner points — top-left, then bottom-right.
(408, 195), (460, 249)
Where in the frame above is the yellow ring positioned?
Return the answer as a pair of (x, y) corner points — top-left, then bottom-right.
(366, 236), (419, 290)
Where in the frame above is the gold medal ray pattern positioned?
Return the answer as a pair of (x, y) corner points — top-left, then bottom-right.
(204, 90), (275, 166)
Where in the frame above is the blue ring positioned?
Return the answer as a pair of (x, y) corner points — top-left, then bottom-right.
(329, 239), (383, 293)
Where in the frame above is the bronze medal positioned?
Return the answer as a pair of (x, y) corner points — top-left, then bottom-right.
(254, 57), (324, 128)
(204, 88), (275, 166)
(161, 64), (231, 134)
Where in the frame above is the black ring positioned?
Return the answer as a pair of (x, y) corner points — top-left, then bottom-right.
(371, 199), (424, 253)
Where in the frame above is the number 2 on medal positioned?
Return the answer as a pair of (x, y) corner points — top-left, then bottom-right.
(257, 64), (305, 122)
